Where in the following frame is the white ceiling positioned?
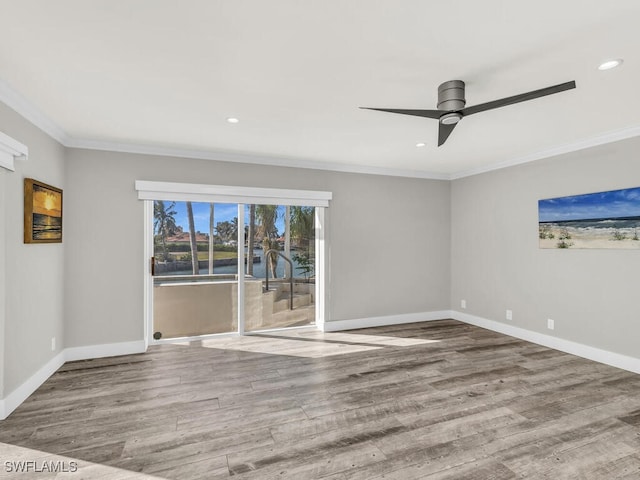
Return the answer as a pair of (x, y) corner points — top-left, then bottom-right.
(0, 0), (638, 179)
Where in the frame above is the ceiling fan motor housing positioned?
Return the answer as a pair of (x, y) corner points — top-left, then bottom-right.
(437, 80), (466, 111)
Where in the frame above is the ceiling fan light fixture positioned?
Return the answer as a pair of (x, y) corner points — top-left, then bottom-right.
(226, 117), (239, 124)
(440, 113), (461, 125)
(415, 142), (426, 148)
(361, 79), (575, 146)
(598, 59), (623, 71)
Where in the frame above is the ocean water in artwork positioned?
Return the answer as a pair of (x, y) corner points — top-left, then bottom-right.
(539, 187), (640, 249)
(32, 213), (62, 240)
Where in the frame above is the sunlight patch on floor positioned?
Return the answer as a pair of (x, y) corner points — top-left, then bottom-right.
(269, 329), (441, 346)
(178, 329), (441, 358)
(198, 335), (382, 358)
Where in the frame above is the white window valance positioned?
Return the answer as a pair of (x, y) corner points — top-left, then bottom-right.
(135, 180), (332, 207)
(0, 131), (28, 171)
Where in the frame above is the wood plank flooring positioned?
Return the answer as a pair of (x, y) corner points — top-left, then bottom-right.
(1, 320), (640, 479)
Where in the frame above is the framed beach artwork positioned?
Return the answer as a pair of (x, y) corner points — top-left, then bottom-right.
(24, 178), (63, 244)
(539, 187), (640, 249)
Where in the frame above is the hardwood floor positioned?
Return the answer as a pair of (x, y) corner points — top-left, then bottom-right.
(1, 320), (640, 479)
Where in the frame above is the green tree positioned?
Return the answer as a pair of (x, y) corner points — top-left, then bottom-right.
(290, 206), (314, 249)
(153, 200), (177, 261)
(231, 216), (239, 239)
(292, 251), (314, 280)
(216, 218), (238, 243)
(290, 206), (315, 278)
(284, 206), (291, 278)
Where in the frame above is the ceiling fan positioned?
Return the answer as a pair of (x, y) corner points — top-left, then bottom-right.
(361, 79), (576, 146)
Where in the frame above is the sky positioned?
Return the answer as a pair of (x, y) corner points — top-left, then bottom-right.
(539, 187), (640, 222)
(172, 202), (286, 234)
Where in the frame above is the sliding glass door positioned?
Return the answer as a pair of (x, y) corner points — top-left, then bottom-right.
(151, 201), (317, 339)
(152, 201), (240, 339)
(243, 204), (316, 332)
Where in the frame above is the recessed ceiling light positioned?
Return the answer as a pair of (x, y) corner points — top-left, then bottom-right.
(226, 117), (239, 124)
(416, 142), (426, 148)
(598, 59), (623, 71)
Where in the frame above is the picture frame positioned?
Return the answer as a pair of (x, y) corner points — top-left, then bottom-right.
(539, 186), (640, 249)
(24, 178), (63, 244)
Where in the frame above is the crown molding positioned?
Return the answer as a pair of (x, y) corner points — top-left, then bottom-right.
(0, 79), (70, 145)
(450, 124), (640, 180)
(0, 77), (449, 180)
(2, 78), (640, 182)
(73, 124), (640, 182)
(67, 137), (451, 180)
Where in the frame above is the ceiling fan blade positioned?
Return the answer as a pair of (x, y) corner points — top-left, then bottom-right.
(438, 122), (457, 146)
(359, 107), (442, 120)
(461, 80), (576, 117)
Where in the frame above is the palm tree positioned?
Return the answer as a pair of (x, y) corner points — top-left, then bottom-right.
(256, 204), (279, 278)
(186, 201), (199, 274)
(208, 203), (214, 274)
(247, 204), (256, 275)
(290, 206), (315, 279)
(231, 216), (239, 240)
(153, 200), (177, 261)
(284, 205), (291, 278)
(290, 206), (314, 248)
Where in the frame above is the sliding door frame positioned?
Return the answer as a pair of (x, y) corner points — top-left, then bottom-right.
(137, 181), (331, 346)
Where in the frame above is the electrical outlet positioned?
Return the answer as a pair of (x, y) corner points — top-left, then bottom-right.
(461, 299), (466, 309)
(51, 337), (56, 351)
(547, 319), (555, 330)
(506, 309), (513, 321)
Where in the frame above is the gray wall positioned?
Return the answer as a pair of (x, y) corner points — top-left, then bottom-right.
(0, 168), (6, 398)
(64, 149), (451, 347)
(7, 85), (638, 405)
(0, 102), (66, 396)
(451, 136), (640, 358)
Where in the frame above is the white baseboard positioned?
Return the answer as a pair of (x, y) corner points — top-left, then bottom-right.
(64, 340), (147, 362)
(0, 341), (147, 420)
(0, 351), (65, 420)
(3, 314), (638, 420)
(452, 311), (640, 375)
(322, 310), (452, 332)
(323, 309), (640, 375)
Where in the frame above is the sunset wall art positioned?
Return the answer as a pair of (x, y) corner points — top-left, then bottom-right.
(24, 178), (63, 244)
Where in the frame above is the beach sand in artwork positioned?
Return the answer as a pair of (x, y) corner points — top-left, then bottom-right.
(539, 225), (640, 249)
